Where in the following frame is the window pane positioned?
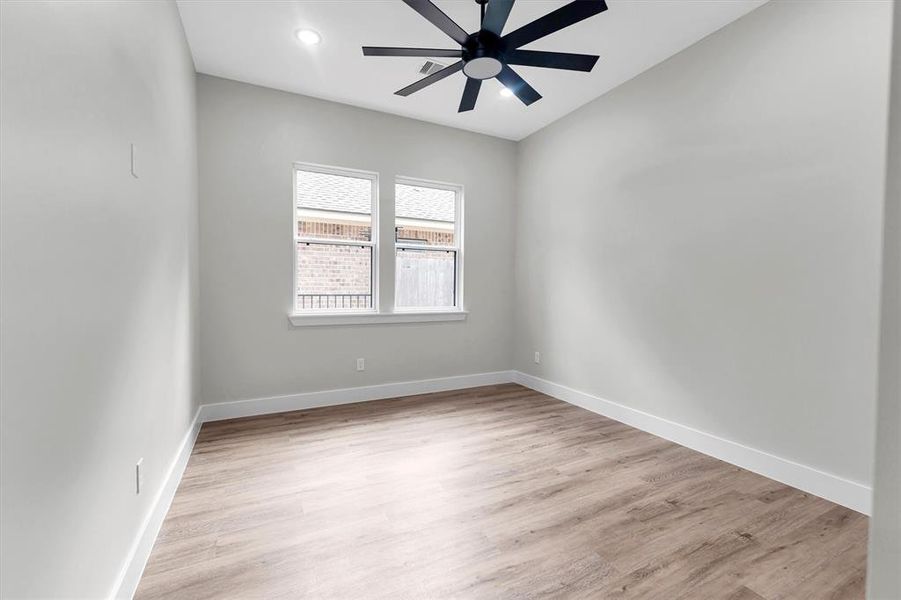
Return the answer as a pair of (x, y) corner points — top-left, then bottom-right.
(296, 242), (372, 312)
(395, 183), (455, 247)
(297, 170), (372, 241)
(395, 248), (455, 309)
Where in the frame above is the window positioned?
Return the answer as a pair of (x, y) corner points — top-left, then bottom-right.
(290, 165), (465, 325)
(294, 163), (378, 313)
(395, 178), (462, 310)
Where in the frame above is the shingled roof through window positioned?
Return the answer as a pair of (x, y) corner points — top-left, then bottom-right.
(297, 170), (455, 223)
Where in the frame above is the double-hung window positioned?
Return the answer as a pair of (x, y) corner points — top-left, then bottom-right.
(395, 178), (462, 310)
(294, 163), (378, 313)
(291, 164), (465, 324)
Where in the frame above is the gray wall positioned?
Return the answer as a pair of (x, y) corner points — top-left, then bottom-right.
(868, 2), (901, 598)
(513, 0), (891, 489)
(0, 1), (199, 597)
(197, 75), (516, 405)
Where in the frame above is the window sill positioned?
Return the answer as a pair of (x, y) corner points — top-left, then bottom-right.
(288, 310), (468, 327)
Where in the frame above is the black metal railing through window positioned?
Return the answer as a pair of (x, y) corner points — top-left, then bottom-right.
(296, 294), (372, 310)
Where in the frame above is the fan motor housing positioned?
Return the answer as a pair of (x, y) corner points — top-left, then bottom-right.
(462, 32), (505, 80)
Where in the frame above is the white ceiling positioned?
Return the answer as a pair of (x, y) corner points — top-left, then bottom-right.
(176, 0), (767, 141)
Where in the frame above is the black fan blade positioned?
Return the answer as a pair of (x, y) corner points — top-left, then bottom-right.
(496, 65), (541, 105)
(503, 0), (607, 49)
(505, 49), (599, 72)
(401, 0), (469, 45)
(395, 61), (464, 96)
(363, 47), (463, 58)
(458, 77), (482, 112)
(481, 0), (515, 36)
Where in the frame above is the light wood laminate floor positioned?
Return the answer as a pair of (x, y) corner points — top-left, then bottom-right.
(136, 384), (868, 599)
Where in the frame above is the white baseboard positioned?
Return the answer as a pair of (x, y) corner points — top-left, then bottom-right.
(513, 371), (872, 515)
(198, 370), (516, 422)
(110, 407), (203, 600)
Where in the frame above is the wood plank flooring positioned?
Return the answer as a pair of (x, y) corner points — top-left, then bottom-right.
(135, 384), (868, 599)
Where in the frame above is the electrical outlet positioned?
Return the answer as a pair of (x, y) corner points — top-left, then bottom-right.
(356, 358), (365, 371)
(135, 458), (143, 495)
(534, 351), (541, 364)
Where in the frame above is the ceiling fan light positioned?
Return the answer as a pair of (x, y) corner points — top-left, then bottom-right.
(499, 87), (514, 98)
(463, 56), (503, 80)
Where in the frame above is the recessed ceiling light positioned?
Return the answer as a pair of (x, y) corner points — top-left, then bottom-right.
(295, 29), (321, 45)
(499, 87), (514, 98)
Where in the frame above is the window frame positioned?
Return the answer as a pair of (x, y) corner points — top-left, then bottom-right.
(394, 175), (464, 312)
(288, 165), (468, 327)
(292, 161), (379, 315)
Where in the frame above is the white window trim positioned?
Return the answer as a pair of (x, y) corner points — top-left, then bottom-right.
(394, 175), (464, 313)
(288, 309), (468, 327)
(292, 161), (379, 316)
(289, 167), (467, 327)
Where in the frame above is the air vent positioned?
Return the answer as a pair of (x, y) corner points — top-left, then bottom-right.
(419, 60), (447, 76)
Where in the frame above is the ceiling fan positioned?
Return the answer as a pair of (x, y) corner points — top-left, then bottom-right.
(362, 0), (608, 112)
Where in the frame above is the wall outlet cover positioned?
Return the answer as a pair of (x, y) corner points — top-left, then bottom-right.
(135, 458), (143, 495)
